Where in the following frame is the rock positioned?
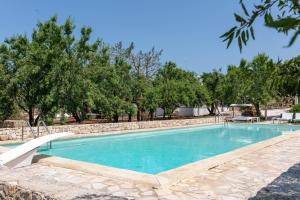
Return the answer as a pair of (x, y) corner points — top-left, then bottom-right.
(0, 135), (9, 141)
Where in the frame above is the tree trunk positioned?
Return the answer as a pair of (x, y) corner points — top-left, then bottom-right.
(72, 112), (81, 123)
(253, 103), (261, 117)
(136, 97), (142, 121)
(28, 107), (34, 127)
(137, 109), (141, 121)
(113, 113), (119, 123)
(264, 108), (268, 120)
(150, 111), (154, 121)
(33, 114), (41, 127)
(128, 113), (132, 122)
(208, 103), (215, 115)
(206, 105), (212, 114)
(140, 109), (145, 121)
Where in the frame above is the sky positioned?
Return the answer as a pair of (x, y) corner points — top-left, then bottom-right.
(0, 0), (299, 74)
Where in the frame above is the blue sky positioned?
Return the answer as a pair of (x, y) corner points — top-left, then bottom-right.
(0, 0), (299, 73)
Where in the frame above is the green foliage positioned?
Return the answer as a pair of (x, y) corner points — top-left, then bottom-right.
(89, 43), (134, 122)
(154, 62), (208, 118)
(54, 24), (100, 123)
(222, 0), (300, 51)
(289, 104), (300, 113)
(222, 54), (279, 116)
(221, 63), (246, 105)
(0, 15), (298, 125)
(278, 56), (300, 97)
(130, 47), (162, 121)
(59, 111), (67, 125)
(142, 86), (160, 120)
(0, 16), (77, 125)
(0, 64), (15, 122)
(157, 80), (183, 117)
(43, 112), (56, 126)
(201, 69), (224, 115)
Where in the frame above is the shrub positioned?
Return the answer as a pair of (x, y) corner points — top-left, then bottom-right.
(60, 111), (66, 125)
(289, 104), (300, 113)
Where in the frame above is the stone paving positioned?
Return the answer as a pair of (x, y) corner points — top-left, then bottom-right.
(249, 163), (300, 200)
(0, 165), (157, 200)
(0, 131), (300, 199)
(164, 135), (300, 200)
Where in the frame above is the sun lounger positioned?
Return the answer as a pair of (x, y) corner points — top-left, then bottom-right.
(0, 132), (74, 168)
(273, 113), (293, 124)
(225, 116), (259, 123)
(233, 116), (252, 122)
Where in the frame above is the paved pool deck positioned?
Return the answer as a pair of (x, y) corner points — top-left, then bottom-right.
(1, 125), (300, 199)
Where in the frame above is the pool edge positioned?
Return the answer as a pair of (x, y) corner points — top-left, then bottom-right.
(31, 130), (300, 187)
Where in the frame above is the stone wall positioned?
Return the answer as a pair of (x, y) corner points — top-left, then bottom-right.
(0, 120), (24, 128)
(0, 182), (55, 200)
(0, 116), (222, 141)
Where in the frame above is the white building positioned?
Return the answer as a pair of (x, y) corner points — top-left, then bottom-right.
(154, 106), (228, 117)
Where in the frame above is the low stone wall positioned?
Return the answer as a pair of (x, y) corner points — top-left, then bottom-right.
(0, 116), (222, 141)
(0, 120), (24, 128)
(0, 182), (55, 200)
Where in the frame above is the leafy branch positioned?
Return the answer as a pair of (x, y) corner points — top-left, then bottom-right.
(221, 0), (300, 52)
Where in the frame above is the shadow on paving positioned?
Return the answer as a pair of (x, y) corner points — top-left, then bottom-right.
(71, 194), (129, 200)
(249, 162), (300, 200)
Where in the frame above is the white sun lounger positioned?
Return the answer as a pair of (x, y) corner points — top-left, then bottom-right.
(225, 116), (258, 123)
(232, 116), (253, 122)
(0, 132), (74, 168)
(273, 113), (293, 123)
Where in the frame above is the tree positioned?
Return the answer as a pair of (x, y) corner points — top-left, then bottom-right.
(221, 0), (300, 51)
(155, 62), (208, 118)
(201, 70), (225, 115)
(142, 86), (160, 121)
(243, 54), (279, 115)
(191, 82), (211, 110)
(0, 16), (104, 125)
(54, 22), (101, 123)
(278, 56), (300, 97)
(157, 80), (185, 118)
(0, 17), (67, 126)
(0, 64), (15, 122)
(223, 54), (279, 116)
(222, 62), (248, 106)
(90, 42), (134, 122)
(130, 47), (162, 121)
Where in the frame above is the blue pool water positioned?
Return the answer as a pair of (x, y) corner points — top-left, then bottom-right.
(3, 124), (300, 174)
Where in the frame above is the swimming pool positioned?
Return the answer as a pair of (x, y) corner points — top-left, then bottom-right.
(3, 124), (300, 174)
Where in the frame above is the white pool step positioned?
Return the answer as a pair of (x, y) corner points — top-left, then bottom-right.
(0, 132), (74, 168)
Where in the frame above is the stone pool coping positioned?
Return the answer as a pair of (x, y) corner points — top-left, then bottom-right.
(2, 123), (299, 188)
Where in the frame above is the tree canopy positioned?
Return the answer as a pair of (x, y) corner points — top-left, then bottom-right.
(154, 62), (209, 118)
(224, 54), (279, 116)
(201, 69), (224, 115)
(0, 16), (298, 125)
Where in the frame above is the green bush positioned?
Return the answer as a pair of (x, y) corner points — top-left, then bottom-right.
(289, 104), (300, 113)
(60, 111), (66, 125)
